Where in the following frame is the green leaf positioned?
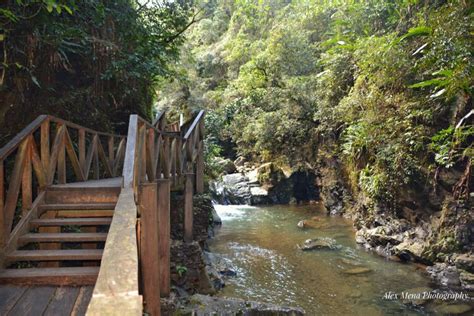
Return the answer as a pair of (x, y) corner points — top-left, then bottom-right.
(56, 5), (62, 14)
(46, 4), (53, 13)
(399, 26), (432, 42)
(62, 5), (73, 15)
(408, 78), (448, 88)
(0, 34), (4, 41)
(31, 76), (41, 88)
(432, 69), (453, 77)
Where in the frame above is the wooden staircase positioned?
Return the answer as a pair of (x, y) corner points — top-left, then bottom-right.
(0, 180), (120, 285)
(0, 111), (205, 315)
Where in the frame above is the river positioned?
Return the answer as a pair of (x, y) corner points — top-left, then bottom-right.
(208, 203), (473, 315)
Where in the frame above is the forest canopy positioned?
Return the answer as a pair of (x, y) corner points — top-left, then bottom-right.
(0, 0), (195, 143)
(159, 0), (473, 210)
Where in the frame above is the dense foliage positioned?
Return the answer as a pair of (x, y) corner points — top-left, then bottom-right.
(0, 0), (194, 144)
(160, 0), (473, 210)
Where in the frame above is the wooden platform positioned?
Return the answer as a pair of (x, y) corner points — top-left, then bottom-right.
(0, 285), (93, 316)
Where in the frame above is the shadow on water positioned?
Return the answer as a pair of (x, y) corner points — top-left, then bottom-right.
(208, 204), (473, 315)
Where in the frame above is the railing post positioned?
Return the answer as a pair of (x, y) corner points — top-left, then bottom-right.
(196, 141), (204, 194)
(157, 179), (170, 297)
(184, 173), (194, 243)
(139, 183), (161, 316)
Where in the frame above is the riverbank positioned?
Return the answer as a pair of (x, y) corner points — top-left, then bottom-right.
(208, 204), (473, 315)
(209, 158), (474, 293)
(163, 193), (306, 315)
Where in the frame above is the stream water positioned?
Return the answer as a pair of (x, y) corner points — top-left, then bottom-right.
(208, 203), (473, 315)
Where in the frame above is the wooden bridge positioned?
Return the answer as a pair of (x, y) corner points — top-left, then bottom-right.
(0, 110), (205, 315)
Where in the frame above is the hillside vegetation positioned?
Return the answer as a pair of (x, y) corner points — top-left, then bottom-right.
(0, 0), (194, 144)
(160, 0), (472, 212)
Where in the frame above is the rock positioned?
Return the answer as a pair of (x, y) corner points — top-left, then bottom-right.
(297, 220), (305, 228)
(431, 303), (472, 315)
(215, 158), (237, 174)
(459, 269), (474, 290)
(299, 237), (341, 251)
(250, 186), (270, 205)
(234, 156), (246, 167)
(401, 287), (432, 306)
(343, 267), (372, 275)
(426, 263), (461, 287)
(222, 173), (252, 204)
(455, 253), (474, 273)
(210, 207), (222, 225)
(394, 241), (426, 262)
(177, 294), (305, 316)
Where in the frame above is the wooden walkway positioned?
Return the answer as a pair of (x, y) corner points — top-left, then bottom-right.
(0, 285), (93, 316)
(0, 111), (205, 315)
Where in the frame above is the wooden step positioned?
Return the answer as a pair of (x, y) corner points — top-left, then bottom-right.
(0, 267), (99, 285)
(7, 249), (103, 261)
(39, 203), (116, 211)
(46, 186), (121, 204)
(19, 233), (107, 244)
(30, 217), (112, 228)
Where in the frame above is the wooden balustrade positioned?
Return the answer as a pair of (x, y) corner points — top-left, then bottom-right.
(0, 115), (125, 249)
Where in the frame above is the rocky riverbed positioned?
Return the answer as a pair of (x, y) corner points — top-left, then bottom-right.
(209, 156), (474, 294)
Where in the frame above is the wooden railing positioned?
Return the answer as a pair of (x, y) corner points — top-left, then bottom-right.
(0, 115), (125, 249)
(88, 110), (205, 316)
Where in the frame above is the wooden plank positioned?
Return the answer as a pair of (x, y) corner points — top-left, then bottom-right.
(38, 211), (60, 268)
(30, 217), (112, 227)
(0, 286), (27, 314)
(146, 128), (156, 181)
(93, 136), (100, 180)
(196, 140), (204, 194)
(29, 136), (47, 188)
(39, 203), (116, 212)
(21, 141), (32, 215)
(184, 173), (194, 243)
(71, 286), (93, 316)
(96, 138), (112, 177)
(19, 232), (107, 243)
(0, 115), (47, 160)
(79, 129), (86, 174)
(0, 267), (99, 286)
(84, 135), (98, 179)
(57, 132), (66, 184)
(7, 249), (103, 261)
(123, 115), (139, 188)
(47, 125), (66, 184)
(113, 138), (126, 176)
(43, 287), (81, 316)
(48, 116), (122, 138)
(139, 183), (161, 315)
(5, 192), (45, 254)
(56, 210), (114, 218)
(41, 119), (50, 172)
(64, 128), (85, 181)
(138, 125), (147, 184)
(4, 138), (29, 235)
(87, 296), (142, 316)
(7, 286), (56, 315)
(183, 110), (204, 140)
(108, 137), (114, 169)
(87, 188), (142, 316)
(157, 179), (170, 297)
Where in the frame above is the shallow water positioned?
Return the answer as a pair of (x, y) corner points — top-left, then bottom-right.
(208, 204), (472, 315)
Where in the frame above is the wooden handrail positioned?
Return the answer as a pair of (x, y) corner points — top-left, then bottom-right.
(0, 115), (126, 248)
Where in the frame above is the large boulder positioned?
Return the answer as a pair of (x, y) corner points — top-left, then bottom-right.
(222, 173), (252, 204)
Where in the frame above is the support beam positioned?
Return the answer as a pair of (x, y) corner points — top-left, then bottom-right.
(157, 179), (170, 297)
(184, 173), (194, 243)
(195, 141), (204, 194)
(138, 183), (161, 316)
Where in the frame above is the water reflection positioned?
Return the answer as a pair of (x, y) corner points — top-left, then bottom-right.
(208, 204), (470, 315)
